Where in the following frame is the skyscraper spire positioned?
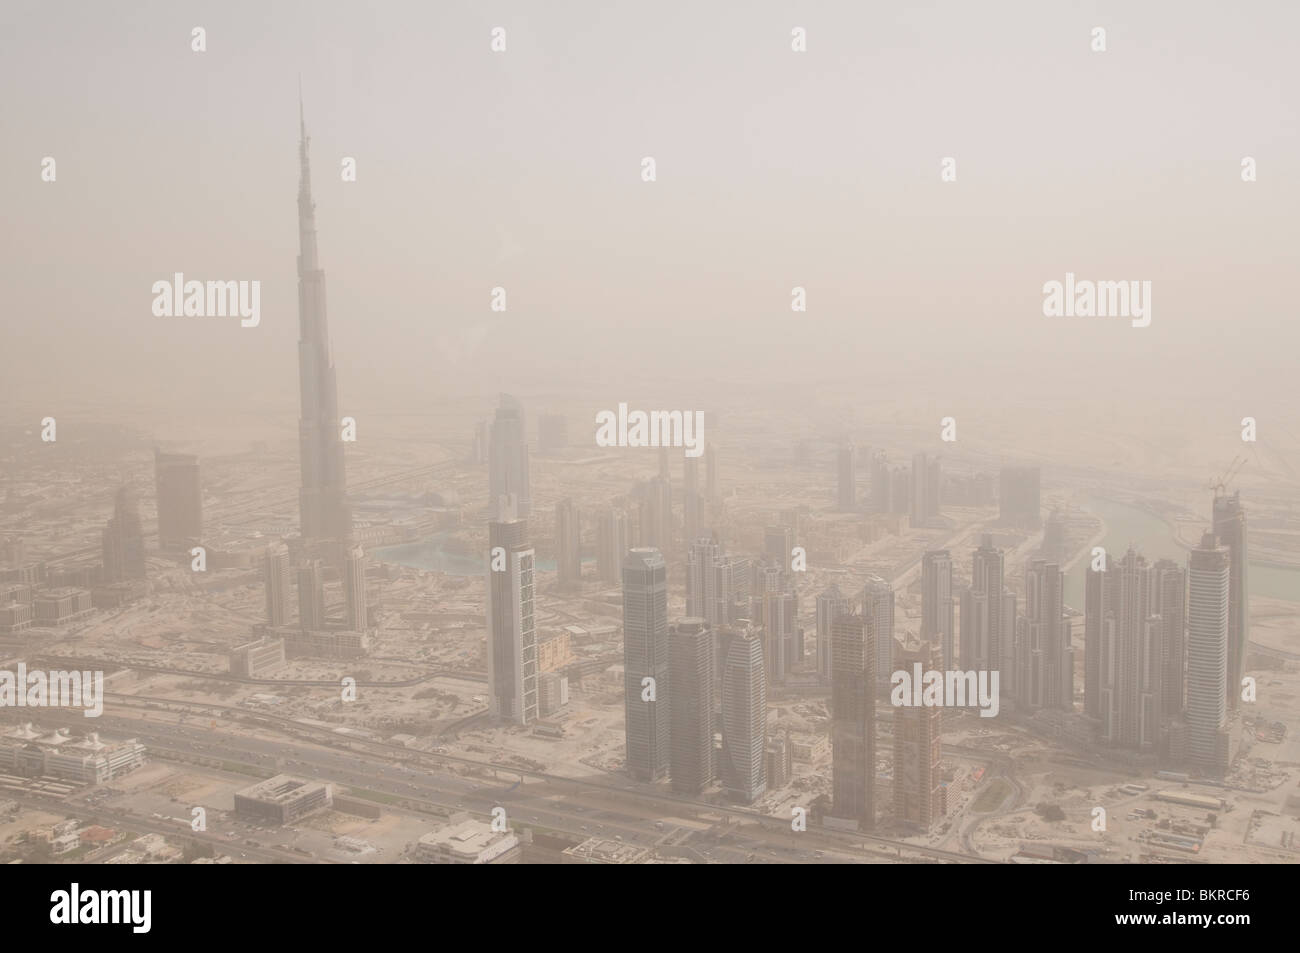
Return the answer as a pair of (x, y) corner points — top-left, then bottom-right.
(297, 88), (317, 276)
(295, 89), (350, 547)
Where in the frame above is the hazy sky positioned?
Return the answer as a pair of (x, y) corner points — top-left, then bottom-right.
(3, 0), (1298, 422)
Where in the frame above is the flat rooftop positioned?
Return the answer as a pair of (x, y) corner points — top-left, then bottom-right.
(418, 820), (513, 858)
(235, 774), (328, 804)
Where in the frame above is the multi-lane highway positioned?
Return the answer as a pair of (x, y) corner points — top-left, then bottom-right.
(8, 692), (1000, 864)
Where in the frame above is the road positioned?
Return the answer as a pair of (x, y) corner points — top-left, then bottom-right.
(8, 699), (999, 865)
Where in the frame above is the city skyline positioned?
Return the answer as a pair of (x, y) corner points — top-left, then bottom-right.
(1, 1), (1297, 883)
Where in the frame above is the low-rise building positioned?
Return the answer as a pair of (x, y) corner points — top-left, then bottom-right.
(561, 837), (651, 864)
(537, 632), (573, 672)
(538, 672), (569, 716)
(90, 581), (147, 609)
(0, 601), (33, 634)
(32, 588), (92, 627)
(0, 583), (31, 604)
(414, 818), (520, 864)
(230, 637), (287, 677)
(0, 724), (146, 784)
(233, 775), (333, 824)
(790, 734), (830, 763)
(279, 628), (368, 660)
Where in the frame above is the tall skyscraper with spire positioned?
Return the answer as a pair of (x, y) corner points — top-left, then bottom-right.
(295, 95), (351, 545)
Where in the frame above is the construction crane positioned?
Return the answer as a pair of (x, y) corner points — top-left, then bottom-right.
(1209, 456), (1246, 499)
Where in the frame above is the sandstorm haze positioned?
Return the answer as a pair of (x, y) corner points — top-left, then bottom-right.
(1, 0), (1299, 883)
(2, 0), (1298, 429)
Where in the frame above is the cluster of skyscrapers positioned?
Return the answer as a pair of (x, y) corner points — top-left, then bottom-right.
(473, 377), (1251, 841)
(836, 445), (941, 526)
(916, 532), (1072, 716)
(622, 547), (770, 802)
(1083, 491), (1249, 777)
(262, 539), (367, 635)
(479, 435), (779, 804)
(814, 572), (949, 831)
(1, 449), (205, 633)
